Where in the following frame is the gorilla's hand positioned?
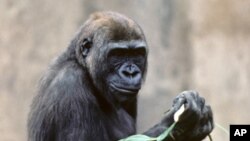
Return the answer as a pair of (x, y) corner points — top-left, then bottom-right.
(164, 91), (214, 141)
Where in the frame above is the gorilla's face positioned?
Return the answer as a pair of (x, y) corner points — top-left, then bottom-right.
(106, 40), (147, 101)
(83, 39), (147, 102)
(76, 12), (148, 102)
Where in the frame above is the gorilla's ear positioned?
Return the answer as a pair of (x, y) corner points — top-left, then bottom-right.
(80, 38), (92, 58)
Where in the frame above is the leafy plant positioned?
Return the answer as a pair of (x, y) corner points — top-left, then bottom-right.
(119, 122), (177, 141)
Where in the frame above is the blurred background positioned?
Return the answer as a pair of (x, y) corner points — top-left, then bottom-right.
(0, 0), (250, 140)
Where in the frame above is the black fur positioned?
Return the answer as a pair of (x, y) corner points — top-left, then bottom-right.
(28, 11), (213, 141)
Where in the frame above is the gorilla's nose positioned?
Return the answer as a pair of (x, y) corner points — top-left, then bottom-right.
(119, 64), (142, 84)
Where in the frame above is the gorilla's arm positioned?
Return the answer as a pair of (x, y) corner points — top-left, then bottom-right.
(143, 91), (214, 141)
(28, 62), (104, 141)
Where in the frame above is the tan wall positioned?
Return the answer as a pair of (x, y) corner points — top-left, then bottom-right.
(190, 0), (250, 140)
(0, 0), (84, 140)
(0, 0), (249, 140)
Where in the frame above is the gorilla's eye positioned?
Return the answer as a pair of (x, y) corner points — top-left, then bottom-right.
(134, 47), (146, 56)
(108, 48), (126, 57)
(108, 48), (146, 58)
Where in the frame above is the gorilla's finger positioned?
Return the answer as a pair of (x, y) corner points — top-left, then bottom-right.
(172, 97), (186, 111)
(196, 118), (214, 141)
(189, 105), (214, 141)
(205, 106), (214, 131)
(199, 97), (206, 110)
(179, 93), (201, 121)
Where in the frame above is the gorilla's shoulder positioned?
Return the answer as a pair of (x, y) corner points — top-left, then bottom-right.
(39, 61), (87, 97)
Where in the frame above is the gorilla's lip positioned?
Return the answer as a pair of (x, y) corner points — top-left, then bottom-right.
(110, 83), (139, 94)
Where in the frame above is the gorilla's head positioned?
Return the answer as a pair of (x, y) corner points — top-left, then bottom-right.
(72, 11), (148, 102)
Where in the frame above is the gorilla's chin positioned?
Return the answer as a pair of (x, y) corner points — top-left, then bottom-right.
(114, 92), (138, 102)
(110, 83), (139, 102)
(110, 83), (140, 94)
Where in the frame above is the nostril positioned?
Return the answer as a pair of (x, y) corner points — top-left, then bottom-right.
(122, 70), (131, 77)
(131, 71), (139, 77)
(122, 70), (140, 79)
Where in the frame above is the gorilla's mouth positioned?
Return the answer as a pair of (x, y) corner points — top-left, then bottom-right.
(110, 83), (139, 94)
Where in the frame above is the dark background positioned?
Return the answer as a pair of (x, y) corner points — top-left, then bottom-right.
(1, 0), (250, 140)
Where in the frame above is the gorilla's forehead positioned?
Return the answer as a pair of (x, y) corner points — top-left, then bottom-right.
(108, 40), (147, 49)
(88, 11), (145, 41)
(103, 21), (145, 41)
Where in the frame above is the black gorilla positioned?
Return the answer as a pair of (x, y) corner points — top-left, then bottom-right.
(28, 11), (213, 141)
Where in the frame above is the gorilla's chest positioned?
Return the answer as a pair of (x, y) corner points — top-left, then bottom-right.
(103, 109), (136, 140)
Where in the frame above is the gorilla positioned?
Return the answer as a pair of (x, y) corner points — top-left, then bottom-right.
(28, 11), (213, 141)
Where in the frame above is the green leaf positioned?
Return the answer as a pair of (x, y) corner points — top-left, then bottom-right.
(118, 134), (157, 141)
(156, 122), (177, 141)
(118, 122), (177, 141)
